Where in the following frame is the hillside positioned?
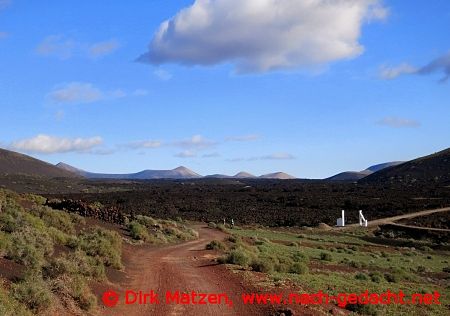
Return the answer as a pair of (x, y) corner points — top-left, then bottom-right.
(327, 161), (404, 181)
(360, 148), (450, 185)
(0, 148), (79, 178)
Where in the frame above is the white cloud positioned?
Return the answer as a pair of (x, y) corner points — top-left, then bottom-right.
(226, 134), (260, 142)
(379, 52), (450, 82)
(48, 82), (129, 104)
(48, 82), (103, 104)
(154, 68), (173, 81)
(202, 152), (220, 158)
(174, 135), (217, 149)
(36, 36), (119, 59)
(175, 150), (196, 158)
(228, 152), (296, 161)
(125, 140), (162, 149)
(88, 39), (119, 58)
(138, 0), (387, 73)
(10, 134), (103, 154)
(377, 117), (420, 128)
(261, 152), (296, 160)
(36, 35), (76, 60)
(379, 63), (417, 79)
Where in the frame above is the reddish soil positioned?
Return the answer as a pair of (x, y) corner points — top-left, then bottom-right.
(97, 226), (273, 316)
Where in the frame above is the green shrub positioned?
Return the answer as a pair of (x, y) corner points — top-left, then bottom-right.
(443, 266), (450, 273)
(0, 282), (31, 316)
(355, 273), (368, 281)
(320, 252), (332, 261)
(6, 226), (53, 268)
(346, 303), (378, 316)
(12, 275), (52, 312)
(384, 273), (399, 283)
(289, 262), (308, 275)
(206, 240), (226, 251)
(128, 221), (149, 241)
(225, 248), (250, 266)
(291, 251), (309, 263)
(369, 272), (383, 283)
(251, 259), (274, 273)
(78, 228), (122, 269)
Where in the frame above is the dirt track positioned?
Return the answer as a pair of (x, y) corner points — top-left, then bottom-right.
(100, 226), (272, 316)
(344, 206), (450, 228)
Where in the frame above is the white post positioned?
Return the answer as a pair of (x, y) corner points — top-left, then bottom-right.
(359, 210), (368, 227)
(341, 210), (345, 227)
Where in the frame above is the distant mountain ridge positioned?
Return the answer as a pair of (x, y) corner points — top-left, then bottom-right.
(327, 161), (404, 181)
(57, 163), (297, 180)
(57, 163), (201, 180)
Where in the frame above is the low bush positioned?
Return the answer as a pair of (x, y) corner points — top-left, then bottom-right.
(250, 259), (274, 273)
(77, 228), (122, 269)
(320, 252), (332, 261)
(369, 272), (383, 283)
(206, 240), (226, 251)
(224, 248), (251, 266)
(355, 273), (368, 281)
(289, 262), (308, 275)
(12, 275), (52, 312)
(128, 221), (149, 241)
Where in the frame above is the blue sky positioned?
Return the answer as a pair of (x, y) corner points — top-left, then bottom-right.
(0, 0), (449, 178)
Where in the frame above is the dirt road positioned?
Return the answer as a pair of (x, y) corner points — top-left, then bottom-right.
(100, 226), (272, 316)
(344, 206), (450, 228)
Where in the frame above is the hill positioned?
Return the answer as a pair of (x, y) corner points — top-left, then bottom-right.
(56, 163), (201, 179)
(327, 161), (404, 181)
(259, 172), (296, 179)
(0, 148), (79, 178)
(360, 148), (450, 185)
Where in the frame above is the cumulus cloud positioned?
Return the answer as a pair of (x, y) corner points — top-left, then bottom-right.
(376, 117), (420, 128)
(10, 134), (103, 154)
(36, 36), (119, 59)
(380, 52), (450, 82)
(88, 39), (119, 58)
(226, 134), (260, 142)
(138, 0), (387, 73)
(173, 135), (217, 149)
(175, 150), (196, 158)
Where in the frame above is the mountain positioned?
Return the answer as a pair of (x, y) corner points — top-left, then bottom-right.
(360, 148), (450, 185)
(233, 172), (257, 178)
(56, 163), (201, 180)
(326, 170), (372, 181)
(366, 161), (404, 173)
(205, 171), (294, 179)
(327, 161), (404, 181)
(0, 148), (79, 178)
(259, 172), (296, 180)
